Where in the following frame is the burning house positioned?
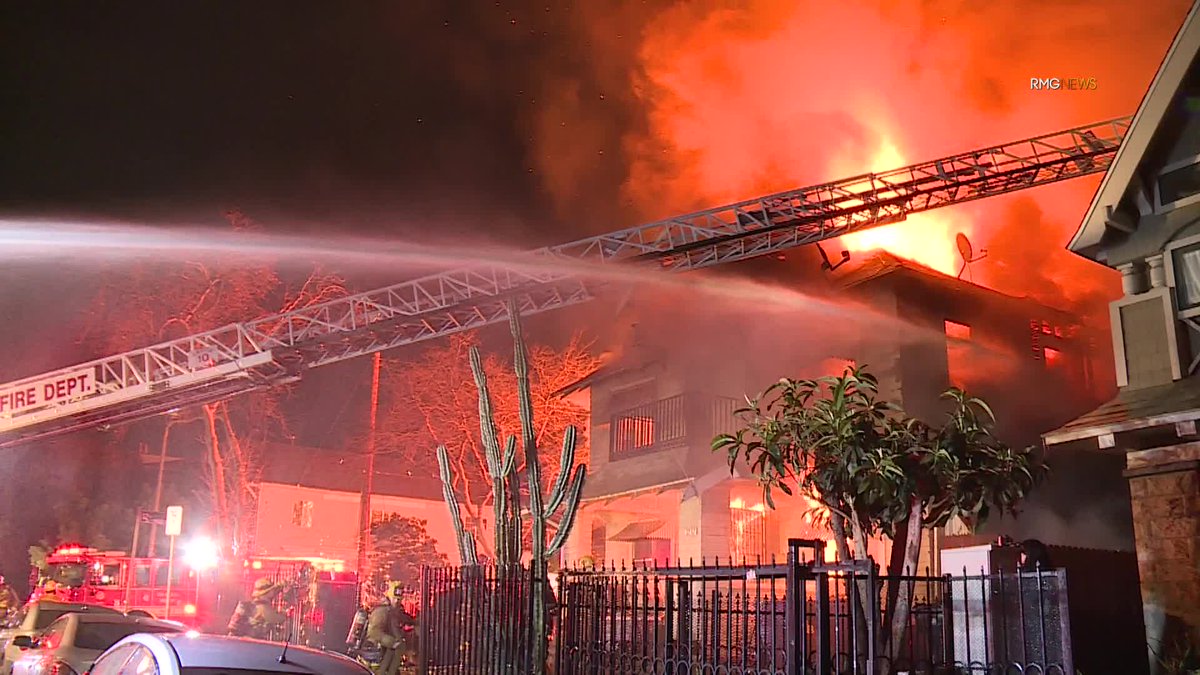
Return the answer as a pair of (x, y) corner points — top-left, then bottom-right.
(1043, 0), (1200, 658)
(560, 251), (1120, 571)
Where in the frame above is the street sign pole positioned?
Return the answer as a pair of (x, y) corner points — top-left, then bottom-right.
(164, 506), (183, 620)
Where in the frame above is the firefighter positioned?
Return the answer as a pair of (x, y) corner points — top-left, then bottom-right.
(1019, 539), (1052, 571)
(0, 576), (19, 621)
(366, 582), (417, 675)
(227, 578), (288, 640)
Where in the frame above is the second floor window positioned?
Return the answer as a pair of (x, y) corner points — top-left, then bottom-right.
(610, 395), (686, 459)
(292, 500), (314, 528)
(1172, 241), (1200, 312)
(613, 414), (655, 454)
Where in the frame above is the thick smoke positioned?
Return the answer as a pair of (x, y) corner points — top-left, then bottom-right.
(529, 0), (1189, 299)
(976, 196), (1121, 316)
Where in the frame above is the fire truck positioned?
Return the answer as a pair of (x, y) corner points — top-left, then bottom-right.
(210, 556), (358, 648)
(29, 546), (358, 646)
(29, 545), (207, 624)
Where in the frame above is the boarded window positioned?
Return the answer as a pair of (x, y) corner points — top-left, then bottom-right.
(292, 500), (314, 528)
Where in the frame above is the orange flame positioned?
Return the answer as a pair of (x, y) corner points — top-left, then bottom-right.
(835, 134), (974, 276)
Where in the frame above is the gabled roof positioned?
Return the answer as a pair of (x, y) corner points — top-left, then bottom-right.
(833, 251), (1073, 317)
(1070, 1), (1200, 257)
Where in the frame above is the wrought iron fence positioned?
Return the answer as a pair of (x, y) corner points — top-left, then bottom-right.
(418, 564), (540, 675)
(418, 541), (1074, 675)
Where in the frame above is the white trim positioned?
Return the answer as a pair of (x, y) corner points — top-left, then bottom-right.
(1069, 2), (1200, 254)
(1110, 299), (1131, 388)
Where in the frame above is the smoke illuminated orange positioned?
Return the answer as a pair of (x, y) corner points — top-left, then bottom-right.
(596, 0), (1187, 304)
(835, 136), (974, 276)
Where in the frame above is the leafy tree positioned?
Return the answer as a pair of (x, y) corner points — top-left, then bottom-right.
(374, 332), (597, 557)
(714, 365), (1046, 659)
(364, 515), (447, 603)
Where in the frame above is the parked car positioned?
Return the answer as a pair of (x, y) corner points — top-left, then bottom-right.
(87, 633), (369, 675)
(0, 602), (121, 675)
(10, 613), (183, 675)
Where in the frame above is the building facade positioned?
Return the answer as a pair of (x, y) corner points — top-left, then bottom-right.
(1043, 1), (1200, 661)
(250, 444), (463, 569)
(564, 253), (1112, 571)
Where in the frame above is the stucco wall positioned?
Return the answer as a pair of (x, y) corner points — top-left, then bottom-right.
(253, 482), (462, 569)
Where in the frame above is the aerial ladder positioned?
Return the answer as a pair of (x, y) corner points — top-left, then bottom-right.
(0, 116), (1131, 448)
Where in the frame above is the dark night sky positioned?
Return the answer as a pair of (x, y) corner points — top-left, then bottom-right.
(0, 1), (660, 440)
(0, 2), (647, 240)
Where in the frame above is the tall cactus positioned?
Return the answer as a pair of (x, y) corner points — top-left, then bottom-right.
(435, 300), (587, 674)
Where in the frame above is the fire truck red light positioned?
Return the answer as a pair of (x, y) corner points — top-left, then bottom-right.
(183, 604), (197, 615)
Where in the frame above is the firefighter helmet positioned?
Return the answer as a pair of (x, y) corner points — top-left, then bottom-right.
(383, 581), (404, 602)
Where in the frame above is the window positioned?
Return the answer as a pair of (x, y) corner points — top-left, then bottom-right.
(39, 617), (69, 649)
(1158, 161), (1200, 208)
(590, 522), (607, 564)
(610, 395), (686, 459)
(292, 500), (314, 528)
(944, 320), (972, 388)
(944, 320), (971, 341)
(370, 510), (397, 524)
(33, 608), (73, 630)
(730, 506), (767, 563)
(631, 538), (671, 566)
(123, 645), (159, 675)
(1043, 347), (1064, 368)
(612, 414), (655, 454)
(1172, 242), (1200, 311)
(74, 621), (178, 651)
(89, 643), (139, 675)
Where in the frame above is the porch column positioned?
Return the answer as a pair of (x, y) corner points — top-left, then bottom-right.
(1125, 443), (1200, 670)
(677, 483), (731, 564)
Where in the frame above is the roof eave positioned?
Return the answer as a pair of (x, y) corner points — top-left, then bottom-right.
(1069, 0), (1200, 257)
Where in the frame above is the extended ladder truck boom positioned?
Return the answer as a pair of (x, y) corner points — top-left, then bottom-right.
(0, 116), (1132, 448)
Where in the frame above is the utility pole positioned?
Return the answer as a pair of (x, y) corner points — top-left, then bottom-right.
(356, 353), (382, 601)
(146, 425), (173, 557)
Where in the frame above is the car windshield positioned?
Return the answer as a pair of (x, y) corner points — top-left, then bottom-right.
(74, 623), (180, 651)
(47, 563), (87, 588)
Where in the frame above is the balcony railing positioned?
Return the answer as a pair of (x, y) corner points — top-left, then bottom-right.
(609, 393), (740, 460)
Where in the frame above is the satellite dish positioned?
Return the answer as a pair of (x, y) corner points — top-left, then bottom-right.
(956, 233), (973, 261)
(817, 243), (851, 272)
(956, 233), (987, 280)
